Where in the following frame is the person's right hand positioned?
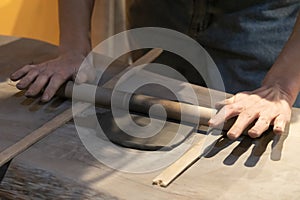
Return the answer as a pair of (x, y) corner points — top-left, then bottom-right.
(10, 52), (95, 102)
(208, 85), (293, 140)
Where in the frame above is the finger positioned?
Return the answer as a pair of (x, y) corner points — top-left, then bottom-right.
(16, 69), (39, 90)
(25, 74), (50, 96)
(209, 103), (244, 127)
(248, 116), (272, 138)
(10, 65), (35, 81)
(273, 114), (289, 134)
(85, 67), (96, 83)
(75, 71), (88, 84)
(75, 69), (96, 84)
(75, 64), (96, 84)
(215, 97), (235, 110)
(227, 111), (258, 140)
(41, 75), (66, 102)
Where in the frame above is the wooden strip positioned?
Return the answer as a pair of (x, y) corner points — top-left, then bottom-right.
(0, 102), (90, 167)
(103, 48), (163, 88)
(152, 135), (205, 187)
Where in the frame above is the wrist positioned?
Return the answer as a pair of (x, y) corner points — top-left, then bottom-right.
(262, 76), (299, 106)
(59, 44), (91, 57)
(57, 51), (88, 66)
(59, 35), (91, 57)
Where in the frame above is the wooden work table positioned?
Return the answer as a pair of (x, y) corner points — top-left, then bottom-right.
(0, 35), (300, 199)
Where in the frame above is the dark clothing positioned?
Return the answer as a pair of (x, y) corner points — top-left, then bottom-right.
(126, 0), (300, 106)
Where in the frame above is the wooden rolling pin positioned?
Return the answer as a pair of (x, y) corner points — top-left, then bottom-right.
(63, 81), (235, 130)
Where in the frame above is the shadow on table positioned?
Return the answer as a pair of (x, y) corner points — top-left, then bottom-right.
(204, 127), (289, 167)
(12, 90), (67, 112)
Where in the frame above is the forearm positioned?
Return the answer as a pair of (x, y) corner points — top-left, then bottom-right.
(58, 0), (95, 56)
(263, 12), (300, 105)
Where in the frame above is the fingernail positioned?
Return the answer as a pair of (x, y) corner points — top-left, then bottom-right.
(227, 132), (237, 140)
(208, 119), (215, 125)
(274, 126), (283, 134)
(248, 130), (260, 138)
(248, 129), (257, 135)
(42, 94), (49, 102)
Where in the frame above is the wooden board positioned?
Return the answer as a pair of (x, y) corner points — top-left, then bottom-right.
(1, 36), (300, 199)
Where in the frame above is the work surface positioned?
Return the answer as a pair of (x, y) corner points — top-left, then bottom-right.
(0, 35), (300, 200)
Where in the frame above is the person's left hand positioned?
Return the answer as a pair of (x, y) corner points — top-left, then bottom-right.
(208, 85), (293, 140)
(10, 52), (95, 102)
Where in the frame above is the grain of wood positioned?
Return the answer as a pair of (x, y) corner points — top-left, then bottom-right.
(0, 102), (91, 167)
(3, 36), (299, 200)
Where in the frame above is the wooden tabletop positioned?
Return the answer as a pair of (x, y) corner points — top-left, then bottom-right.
(0, 35), (300, 200)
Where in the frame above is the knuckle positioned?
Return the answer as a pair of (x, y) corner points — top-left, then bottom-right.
(26, 86), (41, 96)
(23, 64), (35, 70)
(235, 104), (245, 112)
(44, 85), (58, 97)
(39, 70), (52, 77)
(240, 111), (255, 119)
(258, 117), (271, 125)
(28, 69), (40, 76)
(20, 77), (31, 84)
(27, 88), (39, 95)
(225, 104), (235, 112)
(44, 88), (55, 96)
(53, 73), (68, 81)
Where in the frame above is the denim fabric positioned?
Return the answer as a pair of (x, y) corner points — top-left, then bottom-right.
(126, 0), (300, 106)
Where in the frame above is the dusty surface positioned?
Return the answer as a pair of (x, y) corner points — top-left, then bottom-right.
(0, 36), (300, 199)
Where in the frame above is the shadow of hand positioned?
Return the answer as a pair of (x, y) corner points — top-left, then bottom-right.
(13, 90), (67, 113)
(204, 126), (289, 167)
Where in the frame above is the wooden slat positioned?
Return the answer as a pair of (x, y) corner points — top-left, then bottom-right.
(0, 102), (90, 167)
(152, 135), (205, 187)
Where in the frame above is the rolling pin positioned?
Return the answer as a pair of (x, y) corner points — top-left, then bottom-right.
(62, 81), (236, 131)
